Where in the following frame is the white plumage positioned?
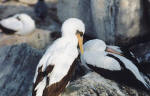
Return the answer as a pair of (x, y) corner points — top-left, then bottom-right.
(33, 18), (85, 96)
(81, 39), (150, 90)
(0, 13), (35, 35)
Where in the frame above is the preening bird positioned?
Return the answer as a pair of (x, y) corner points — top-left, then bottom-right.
(34, 0), (48, 20)
(32, 18), (85, 96)
(0, 13), (35, 35)
(81, 39), (150, 91)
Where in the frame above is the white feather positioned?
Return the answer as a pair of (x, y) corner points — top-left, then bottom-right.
(110, 53), (150, 88)
(0, 13), (35, 35)
(0, 17), (23, 31)
(82, 39), (150, 89)
(35, 78), (46, 96)
(33, 18), (85, 96)
(82, 51), (121, 71)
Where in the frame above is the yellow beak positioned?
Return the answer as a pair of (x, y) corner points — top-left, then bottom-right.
(76, 33), (84, 54)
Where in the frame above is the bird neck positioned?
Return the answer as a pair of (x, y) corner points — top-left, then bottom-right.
(62, 35), (78, 46)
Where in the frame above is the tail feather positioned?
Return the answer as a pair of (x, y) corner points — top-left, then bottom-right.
(141, 73), (150, 90)
(34, 78), (46, 96)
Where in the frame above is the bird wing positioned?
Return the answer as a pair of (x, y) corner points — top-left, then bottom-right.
(82, 51), (121, 71)
(32, 65), (54, 96)
(107, 45), (139, 63)
(0, 17), (23, 32)
(33, 39), (78, 96)
(108, 53), (150, 89)
(32, 40), (60, 96)
(42, 58), (77, 96)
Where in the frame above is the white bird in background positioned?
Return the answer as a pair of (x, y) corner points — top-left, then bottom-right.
(32, 18), (85, 96)
(81, 39), (150, 91)
(0, 13), (35, 35)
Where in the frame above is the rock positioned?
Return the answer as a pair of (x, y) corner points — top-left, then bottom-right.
(57, 0), (94, 38)
(18, 0), (58, 6)
(0, 44), (43, 96)
(0, 29), (55, 49)
(0, 2), (34, 18)
(130, 42), (150, 63)
(57, 0), (148, 45)
(62, 72), (149, 96)
(19, 0), (37, 5)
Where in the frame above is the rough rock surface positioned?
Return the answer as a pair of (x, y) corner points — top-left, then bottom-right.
(63, 72), (149, 96)
(0, 29), (55, 49)
(57, 0), (149, 45)
(0, 44), (43, 96)
(57, 0), (94, 37)
(131, 42), (150, 63)
(19, 0), (58, 5)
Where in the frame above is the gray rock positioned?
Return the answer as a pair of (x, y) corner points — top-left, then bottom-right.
(131, 42), (150, 63)
(57, 0), (94, 37)
(57, 0), (147, 45)
(0, 44), (43, 96)
(62, 72), (149, 96)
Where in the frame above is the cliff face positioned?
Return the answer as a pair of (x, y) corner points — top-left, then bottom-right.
(62, 72), (149, 96)
(57, 0), (150, 46)
(0, 44), (43, 96)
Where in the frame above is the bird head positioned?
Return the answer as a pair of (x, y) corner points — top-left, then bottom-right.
(61, 18), (85, 54)
(84, 39), (107, 52)
(13, 13), (35, 26)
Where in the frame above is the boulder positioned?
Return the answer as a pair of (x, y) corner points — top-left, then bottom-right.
(57, 0), (94, 38)
(0, 29), (54, 49)
(0, 44), (43, 96)
(130, 41), (150, 63)
(62, 72), (149, 96)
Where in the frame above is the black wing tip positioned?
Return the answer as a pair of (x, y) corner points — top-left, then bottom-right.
(0, 24), (16, 35)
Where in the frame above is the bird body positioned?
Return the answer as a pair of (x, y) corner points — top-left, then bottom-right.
(81, 39), (150, 91)
(32, 18), (85, 96)
(0, 13), (35, 35)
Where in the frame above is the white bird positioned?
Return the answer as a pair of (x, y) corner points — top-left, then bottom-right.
(0, 13), (35, 35)
(81, 39), (150, 91)
(32, 18), (85, 96)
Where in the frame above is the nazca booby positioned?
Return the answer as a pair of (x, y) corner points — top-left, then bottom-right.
(81, 39), (150, 91)
(32, 18), (85, 96)
(0, 13), (35, 35)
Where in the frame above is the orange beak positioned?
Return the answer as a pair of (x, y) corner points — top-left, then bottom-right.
(106, 47), (123, 56)
(76, 33), (84, 54)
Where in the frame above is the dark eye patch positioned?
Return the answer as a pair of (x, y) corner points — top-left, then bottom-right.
(76, 30), (83, 36)
(16, 16), (21, 21)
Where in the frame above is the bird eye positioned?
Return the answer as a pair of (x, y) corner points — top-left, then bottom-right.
(76, 30), (83, 37)
(16, 16), (21, 21)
